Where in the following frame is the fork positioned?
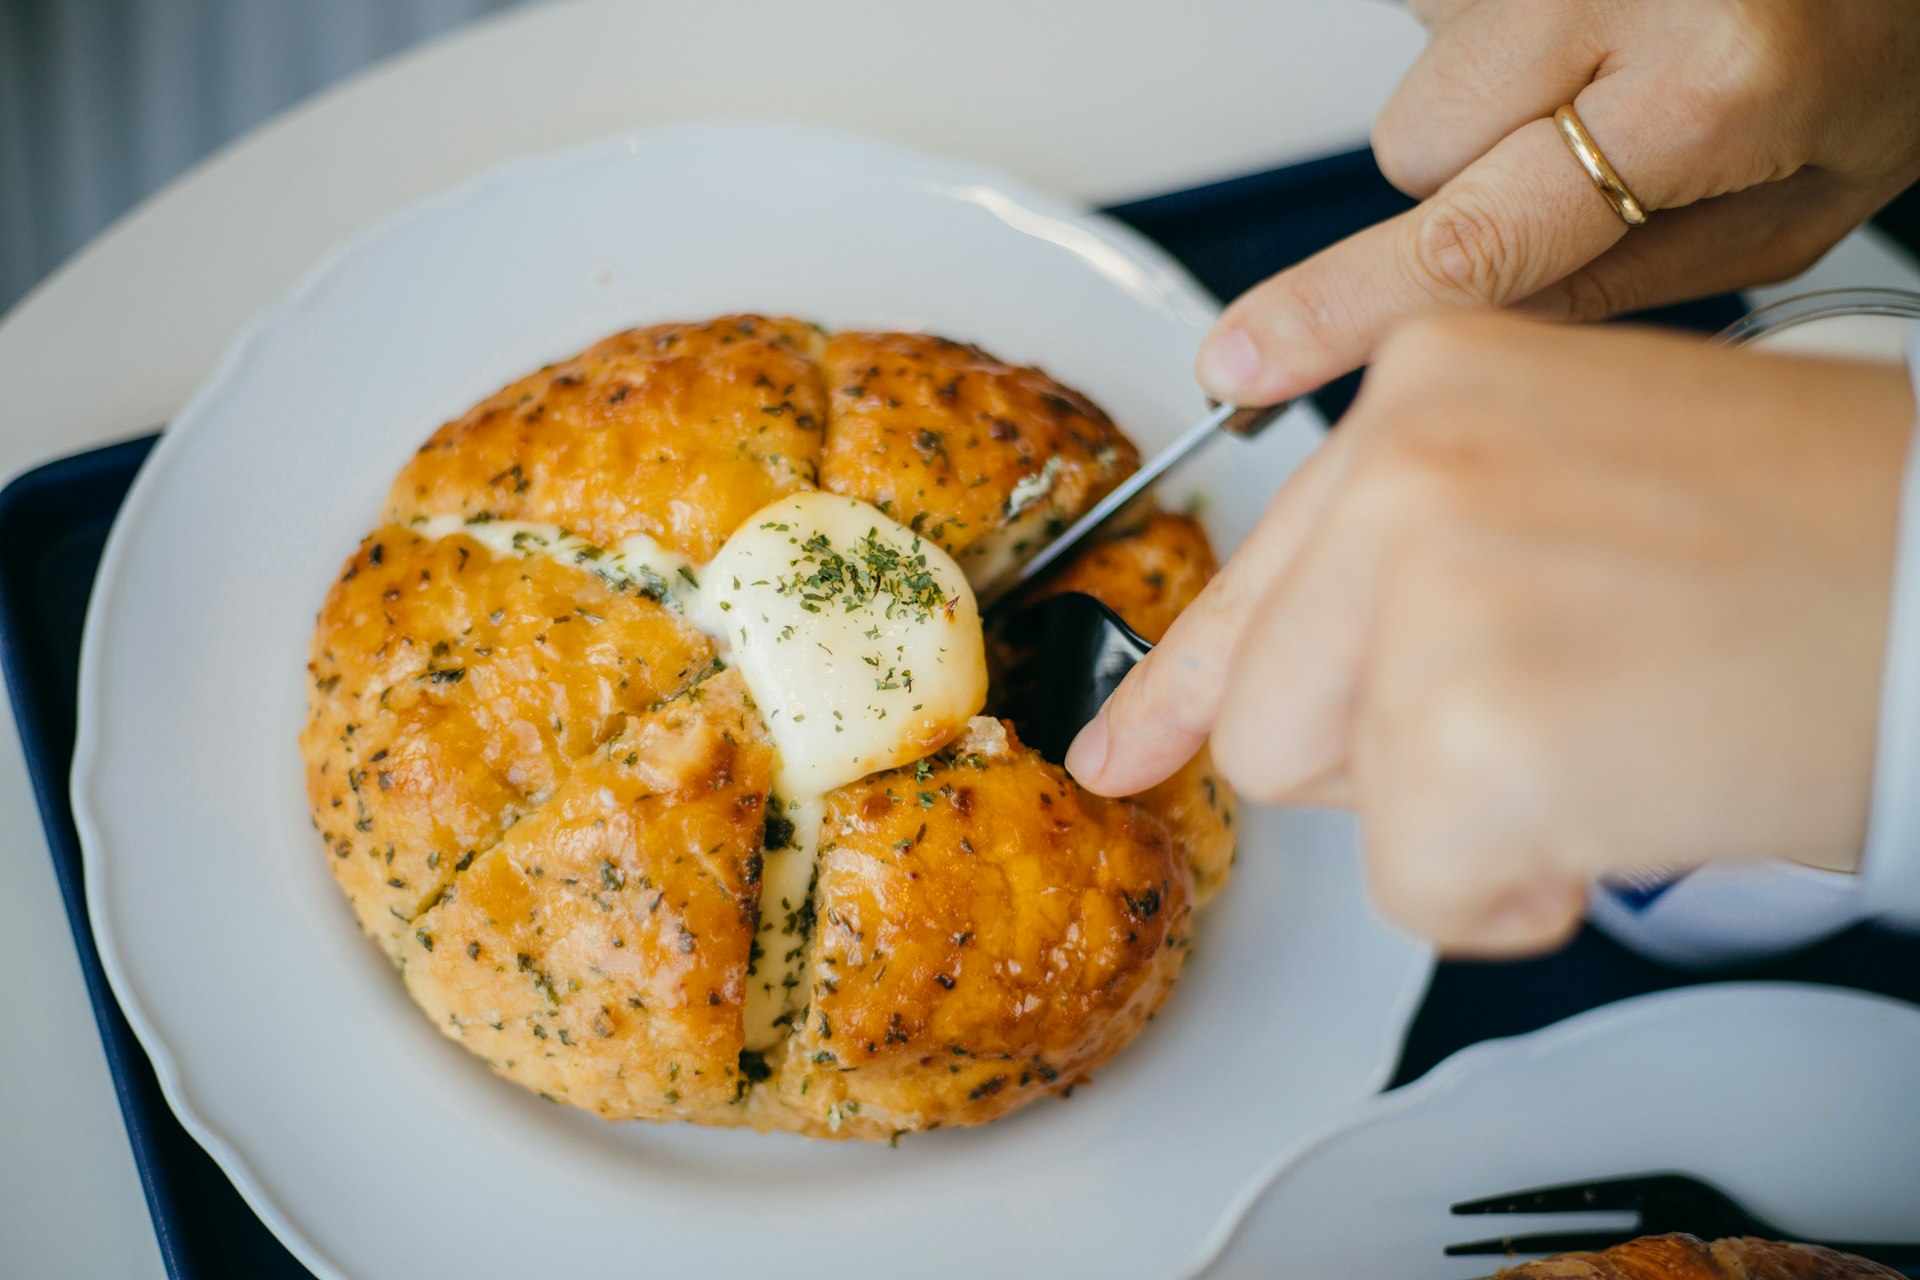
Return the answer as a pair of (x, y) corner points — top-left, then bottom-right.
(1446, 1172), (1920, 1269)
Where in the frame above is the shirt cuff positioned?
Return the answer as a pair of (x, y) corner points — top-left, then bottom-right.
(1861, 325), (1920, 927)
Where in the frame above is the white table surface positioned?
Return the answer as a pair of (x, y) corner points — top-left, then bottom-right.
(0, 2), (1912, 1275)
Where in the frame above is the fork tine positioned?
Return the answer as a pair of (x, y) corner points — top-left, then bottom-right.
(1450, 1173), (1665, 1216)
(1444, 1229), (1641, 1257)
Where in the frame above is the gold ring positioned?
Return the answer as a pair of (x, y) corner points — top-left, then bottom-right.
(1554, 104), (1648, 226)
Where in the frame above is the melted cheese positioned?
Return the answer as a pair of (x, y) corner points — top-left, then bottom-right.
(700, 492), (985, 1050)
(694, 491), (986, 797)
(745, 795), (825, 1049)
(418, 492), (988, 1053)
(413, 515), (698, 604)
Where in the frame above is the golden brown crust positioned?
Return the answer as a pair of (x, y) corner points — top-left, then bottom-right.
(386, 316), (827, 562)
(1499, 1234), (1905, 1278)
(302, 526), (713, 956)
(768, 718), (1191, 1139)
(402, 669), (771, 1122)
(1031, 511), (1238, 900)
(817, 332), (1138, 585)
(1038, 510), (1217, 647)
(306, 317), (1234, 1137)
(1141, 753), (1237, 904)
(1712, 1238), (1909, 1279)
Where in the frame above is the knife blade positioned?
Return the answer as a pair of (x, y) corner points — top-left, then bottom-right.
(984, 398), (1292, 609)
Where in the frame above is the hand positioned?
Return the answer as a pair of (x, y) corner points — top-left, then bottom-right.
(1068, 315), (1917, 955)
(1195, 0), (1920, 406)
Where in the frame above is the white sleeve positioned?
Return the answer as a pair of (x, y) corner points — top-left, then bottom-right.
(1861, 326), (1920, 928)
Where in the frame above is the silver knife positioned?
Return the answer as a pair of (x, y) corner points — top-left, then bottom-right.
(987, 398), (1293, 608)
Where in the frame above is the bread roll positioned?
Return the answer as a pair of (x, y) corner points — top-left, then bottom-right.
(303, 315), (1237, 1137)
(1498, 1234), (1904, 1278)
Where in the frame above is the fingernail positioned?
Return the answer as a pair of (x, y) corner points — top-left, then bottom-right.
(1064, 709), (1110, 783)
(1196, 326), (1263, 401)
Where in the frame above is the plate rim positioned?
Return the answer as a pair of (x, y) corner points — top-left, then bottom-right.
(71, 120), (1434, 1280)
(1188, 979), (1920, 1276)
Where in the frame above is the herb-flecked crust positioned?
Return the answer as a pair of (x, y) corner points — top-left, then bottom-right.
(387, 317), (828, 563)
(302, 315), (1236, 1139)
(767, 718), (1191, 1139)
(402, 669), (770, 1122)
(818, 331), (1139, 582)
(303, 527), (713, 957)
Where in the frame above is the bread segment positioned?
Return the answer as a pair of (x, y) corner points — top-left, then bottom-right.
(303, 526), (713, 956)
(768, 718), (1191, 1139)
(387, 315), (829, 562)
(402, 669), (771, 1123)
(818, 332), (1138, 591)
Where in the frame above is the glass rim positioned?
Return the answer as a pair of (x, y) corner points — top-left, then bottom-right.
(1717, 286), (1920, 347)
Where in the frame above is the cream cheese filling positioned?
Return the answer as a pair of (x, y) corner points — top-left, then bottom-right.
(415, 493), (987, 1054)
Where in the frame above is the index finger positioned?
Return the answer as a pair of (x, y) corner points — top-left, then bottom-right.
(1195, 111), (1640, 406)
(1067, 432), (1351, 796)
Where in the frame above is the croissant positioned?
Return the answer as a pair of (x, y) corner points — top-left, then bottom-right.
(302, 315), (1237, 1138)
(1498, 1234), (1904, 1278)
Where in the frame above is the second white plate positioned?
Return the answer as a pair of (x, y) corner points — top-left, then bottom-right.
(1207, 982), (1920, 1277)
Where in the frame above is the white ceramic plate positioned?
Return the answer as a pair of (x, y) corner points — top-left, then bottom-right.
(1206, 982), (1920, 1277)
(73, 123), (1432, 1280)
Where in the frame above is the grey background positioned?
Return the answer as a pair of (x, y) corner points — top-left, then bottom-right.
(0, 0), (530, 314)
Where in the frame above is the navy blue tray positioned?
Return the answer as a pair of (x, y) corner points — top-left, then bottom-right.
(4, 147), (1916, 1279)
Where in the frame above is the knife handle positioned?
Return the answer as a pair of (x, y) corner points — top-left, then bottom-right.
(1213, 400), (1292, 438)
